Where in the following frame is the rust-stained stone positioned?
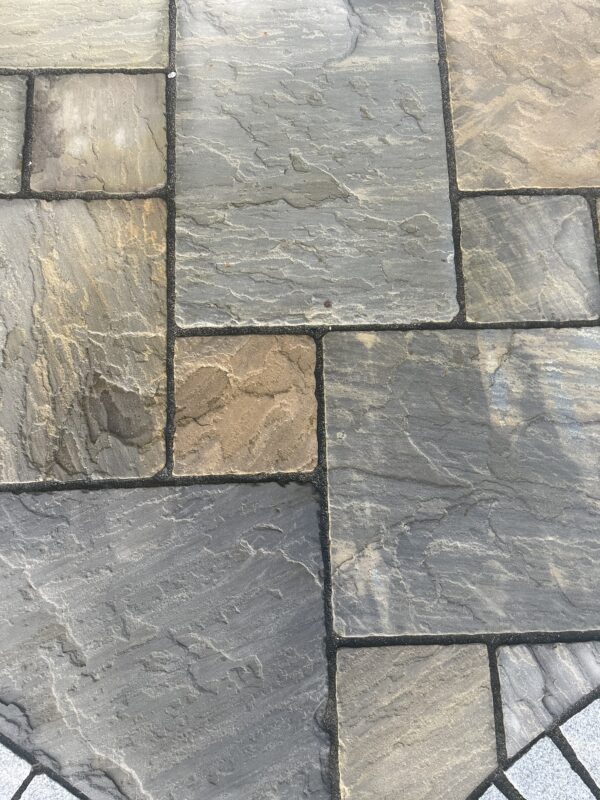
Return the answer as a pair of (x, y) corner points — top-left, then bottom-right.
(0, 75), (27, 193)
(174, 336), (317, 475)
(0, 199), (166, 483)
(31, 74), (167, 194)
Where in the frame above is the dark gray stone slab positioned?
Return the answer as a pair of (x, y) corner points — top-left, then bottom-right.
(324, 329), (600, 635)
(561, 700), (600, 785)
(0, 484), (327, 800)
(175, 0), (457, 327)
(506, 738), (594, 800)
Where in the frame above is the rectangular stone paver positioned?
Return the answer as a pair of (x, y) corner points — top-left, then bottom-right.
(174, 336), (317, 475)
(336, 645), (496, 800)
(324, 329), (600, 635)
(31, 74), (167, 194)
(0, 0), (168, 68)
(0, 75), (27, 193)
(0, 199), (166, 483)
(0, 484), (327, 800)
(176, 0), (457, 327)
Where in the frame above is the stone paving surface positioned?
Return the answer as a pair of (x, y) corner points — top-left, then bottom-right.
(0, 75), (27, 193)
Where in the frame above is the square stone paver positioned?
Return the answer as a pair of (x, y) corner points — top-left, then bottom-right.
(0, 75), (27, 193)
(176, 0), (457, 327)
(443, 0), (600, 189)
(174, 336), (317, 475)
(336, 645), (496, 800)
(324, 329), (600, 635)
(31, 74), (167, 193)
(0, 199), (166, 483)
(461, 196), (600, 323)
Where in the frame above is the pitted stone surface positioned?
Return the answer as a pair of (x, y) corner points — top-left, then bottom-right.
(460, 196), (600, 323)
(0, 484), (327, 800)
(336, 645), (496, 800)
(21, 775), (78, 800)
(498, 642), (600, 756)
(31, 74), (167, 193)
(324, 329), (600, 635)
(506, 738), (595, 800)
(176, 0), (457, 327)
(443, 0), (600, 189)
(0, 742), (30, 798)
(174, 336), (317, 475)
(0, 1), (168, 68)
(0, 76), (27, 193)
(0, 199), (166, 482)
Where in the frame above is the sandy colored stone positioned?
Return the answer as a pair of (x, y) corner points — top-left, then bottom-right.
(0, 0), (168, 69)
(174, 336), (317, 475)
(337, 645), (496, 800)
(0, 75), (26, 193)
(443, 0), (600, 189)
(0, 199), (166, 482)
(31, 74), (167, 193)
(461, 196), (600, 323)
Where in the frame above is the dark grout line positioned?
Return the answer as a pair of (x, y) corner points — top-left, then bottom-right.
(494, 773), (527, 800)
(488, 644), (508, 765)
(460, 186), (600, 199)
(0, 189), (167, 202)
(550, 729), (600, 799)
(337, 630), (600, 648)
(10, 770), (38, 800)
(20, 75), (34, 193)
(0, 67), (170, 76)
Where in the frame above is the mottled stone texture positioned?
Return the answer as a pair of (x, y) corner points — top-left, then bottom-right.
(324, 329), (600, 635)
(176, 0), (457, 327)
(337, 645), (496, 800)
(0, 0), (168, 68)
(481, 788), (508, 800)
(506, 738), (595, 800)
(443, 0), (600, 189)
(0, 199), (166, 482)
(461, 196), (600, 323)
(22, 776), (78, 800)
(498, 643), (600, 756)
(0, 484), (327, 800)
(174, 336), (317, 475)
(0, 76), (26, 192)
(0, 742), (30, 798)
(31, 74), (167, 193)
(562, 700), (600, 785)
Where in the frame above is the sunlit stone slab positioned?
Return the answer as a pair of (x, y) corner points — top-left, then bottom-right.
(0, 75), (26, 193)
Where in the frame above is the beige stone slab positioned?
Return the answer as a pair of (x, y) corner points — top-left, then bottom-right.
(0, 199), (166, 482)
(174, 336), (317, 475)
(0, 0), (168, 69)
(337, 645), (497, 800)
(0, 75), (26, 193)
(31, 74), (167, 193)
(443, 0), (600, 189)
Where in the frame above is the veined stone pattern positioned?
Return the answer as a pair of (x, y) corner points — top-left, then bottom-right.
(176, 0), (457, 326)
(0, 75), (27, 193)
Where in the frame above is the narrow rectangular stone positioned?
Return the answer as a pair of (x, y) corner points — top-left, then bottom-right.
(0, 199), (166, 482)
(0, 741), (31, 798)
(506, 738), (595, 800)
(561, 701), (600, 785)
(176, 0), (457, 327)
(0, 75), (27, 193)
(324, 329), (600, 635)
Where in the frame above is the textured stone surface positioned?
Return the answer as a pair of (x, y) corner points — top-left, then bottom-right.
(461, 196), (600, 323)
(336, 645), (496, 800)
(0, 199), (166, 483)
(324, 329), (600, 635)
(498, 643), (600, 756)
(506, 738), (594, 800)
(176, 0), (457, 327)
(0, 1), (168, 68)
(443, 0), (600, 190)
(21, 775), (78, 800)
(31, 74), (167, 193)
(0, 484), (327, 800)
(174, 336), (317, 475)
(0, 76), (26, 193)
(0, 742), (30, 798)
(561, 700), (600, 785)
(480, 788), (508, 800)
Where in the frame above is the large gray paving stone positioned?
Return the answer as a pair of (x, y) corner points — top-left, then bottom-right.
(324, 329), (600, 635)
(175, 0), (457, 327)
(0, 76), (27, 193)
(0, 483), (327, 800)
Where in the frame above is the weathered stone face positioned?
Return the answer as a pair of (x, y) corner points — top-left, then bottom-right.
(460, 196), (600, 323)
(0, 0), (168, 68)
(0, 199), (166, 482)
(324, 329), (600, 635)
(336, 645), (496, 800)
(174, 336), (317, 475)
(31, 74), (167, 193)
(0, 484), (327, 800)
(443, 0), (600, 189)
(0, 75), (27, 192)
(176, 0), (457, 326)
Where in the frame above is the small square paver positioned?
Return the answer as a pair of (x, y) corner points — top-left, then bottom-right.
(336, 645), (496, 800)
(324, 329), (600, 635)
(561, 700), (600, 785)
(174, 336), (317, 475)
(0, 741), (30, 798)
(31, 74), (167, 193)
(0, 75), (27, 193)
(506, 738), (595, 800)
(461, 196), (600, 323)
